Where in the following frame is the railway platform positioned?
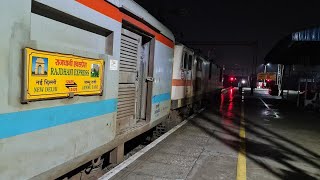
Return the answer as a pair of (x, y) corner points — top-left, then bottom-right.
(100, 88), (320, 180)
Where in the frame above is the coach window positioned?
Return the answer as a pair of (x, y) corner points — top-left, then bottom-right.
(188, 55), (192, 70)
(209, 62), (212, 79)
(197, 59), (202, 71)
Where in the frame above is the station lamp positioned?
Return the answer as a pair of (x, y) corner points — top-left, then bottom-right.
(229, 77), (237, 81)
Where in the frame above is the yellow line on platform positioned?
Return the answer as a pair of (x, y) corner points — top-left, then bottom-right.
(237, 103), (246, 180)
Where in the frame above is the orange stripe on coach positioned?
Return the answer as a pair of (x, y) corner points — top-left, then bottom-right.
(76, 0), (122, 22)
(76, 0), (174, 48)
(172, 79), (193, 86)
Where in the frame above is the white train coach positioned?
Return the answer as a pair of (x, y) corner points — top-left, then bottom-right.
(0, 0), (222, 179)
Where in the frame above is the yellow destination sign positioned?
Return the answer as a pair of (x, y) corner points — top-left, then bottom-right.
(23, 48), (104, 101)
(266, 72), (276, 81)
(257, 73), (266, 80)
(257, 72), (276, 81)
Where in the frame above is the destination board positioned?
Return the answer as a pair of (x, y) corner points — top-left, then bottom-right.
(23, 48), (104, 101)
(257, 72), (276, 81)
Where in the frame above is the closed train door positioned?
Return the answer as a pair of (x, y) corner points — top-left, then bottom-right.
(195, 58), (203, 95)
(182, 50), (193, 103)
(117, 29), (149, 132)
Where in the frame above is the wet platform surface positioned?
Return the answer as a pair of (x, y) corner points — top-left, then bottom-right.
(108, 88), (320, 180)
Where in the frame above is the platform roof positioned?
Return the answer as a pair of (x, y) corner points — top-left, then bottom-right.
(265, 27), (320, 65)
(292, 27), (320, 42)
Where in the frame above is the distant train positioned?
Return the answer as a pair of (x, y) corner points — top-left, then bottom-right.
(170, 44), (223, 121)
(0, 0), (222, 179)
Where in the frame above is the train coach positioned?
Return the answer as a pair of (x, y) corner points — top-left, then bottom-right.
(0, 0), (222, 179)
(170, 44), (223, 122)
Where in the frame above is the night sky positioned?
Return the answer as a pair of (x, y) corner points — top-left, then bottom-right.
(134, 0), (320, 75)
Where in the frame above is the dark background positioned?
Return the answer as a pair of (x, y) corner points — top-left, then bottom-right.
(134, 0), (320, 76)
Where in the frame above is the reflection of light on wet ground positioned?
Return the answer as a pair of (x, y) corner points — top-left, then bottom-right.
(223, 118), (233, 127)
(262, 110), (270, 116)
(223, 102), (234, 126)
(220, 93), (225, 112)
(229, 89), (234, 102)
(259, 98), (280, 118)
(262, 109), (280, 119)
(220, 89), (236, 128)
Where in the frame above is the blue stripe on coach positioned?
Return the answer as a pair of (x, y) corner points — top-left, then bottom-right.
(0, 99), (117, 139)
(152, 92), (171, 104)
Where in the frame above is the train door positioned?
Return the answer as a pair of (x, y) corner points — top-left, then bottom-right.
(195, 58), (202, 94)
(138, 40), (151, 120)
(117, 29), (148, 132)
(186, 54), (193, 102)
(181, 52), (188, 99)
(181, 50), (193, 103)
